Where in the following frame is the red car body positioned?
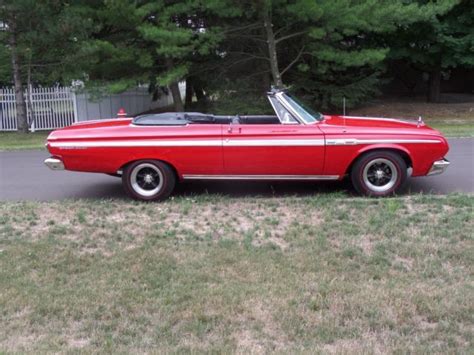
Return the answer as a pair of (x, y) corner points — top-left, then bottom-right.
(45, 89), (450, 200)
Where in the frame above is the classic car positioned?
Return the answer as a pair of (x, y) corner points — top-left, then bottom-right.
(44, 88), (450, 201)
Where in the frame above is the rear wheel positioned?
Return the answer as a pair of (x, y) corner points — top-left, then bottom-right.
(122, 160), (175, 201)
(351, 151), (407, 197)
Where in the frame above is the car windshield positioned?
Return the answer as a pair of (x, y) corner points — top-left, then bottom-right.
(282, 93), (322, 123)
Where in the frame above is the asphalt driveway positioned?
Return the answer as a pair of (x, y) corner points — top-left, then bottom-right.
(1, 138), (472, 201)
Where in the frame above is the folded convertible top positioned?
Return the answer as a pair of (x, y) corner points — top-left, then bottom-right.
(132, 112), (274, 125)
(132, 112), (214, 126)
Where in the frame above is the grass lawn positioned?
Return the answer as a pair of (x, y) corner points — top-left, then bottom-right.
(0, 194), (472, 352)
(428, 123), (474, 137)
(0, 131), (50, 151)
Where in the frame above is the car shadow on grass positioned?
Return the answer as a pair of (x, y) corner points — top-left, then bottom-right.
(173, 179), (353, 198)
(173, 177), (444, 198)
(68, 178), (351, 201)
(172, 177), (444, 199)
(73, 176), (445, 202)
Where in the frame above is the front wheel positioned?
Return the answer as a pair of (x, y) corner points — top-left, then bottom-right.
(351, 151), (407, 197)
(122, 160), (175, 201)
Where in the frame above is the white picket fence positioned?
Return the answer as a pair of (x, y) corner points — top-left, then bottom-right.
(0, 84), (183, 131)
(0, 86), (76, 131)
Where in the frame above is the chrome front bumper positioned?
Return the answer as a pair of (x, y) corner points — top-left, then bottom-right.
(44, 157), (64, 170)
(427, 159), (450, 176)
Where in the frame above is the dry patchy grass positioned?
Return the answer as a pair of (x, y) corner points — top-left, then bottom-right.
(0, 194), (473, 352)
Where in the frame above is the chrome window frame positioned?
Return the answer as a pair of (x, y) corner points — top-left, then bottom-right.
(267, 95), (300, 125)
(275, 92), (318, 125)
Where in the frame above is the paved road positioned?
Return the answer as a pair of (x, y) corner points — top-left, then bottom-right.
(1, 138), (473, 201)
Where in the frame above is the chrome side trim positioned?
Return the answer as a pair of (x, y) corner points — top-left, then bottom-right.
(49, 139), (325, 148)
(357, 139), (441, 144)
(326, 139), (357, 145)
(44, 157), (65, 170)
(427, 159), (450, 176)
(50, 140), (222, 148)
(326, 138), (442, 146)
(49, 138), (442, 149)
(224, 139), (325, 146)
(182, 174), (340, 180)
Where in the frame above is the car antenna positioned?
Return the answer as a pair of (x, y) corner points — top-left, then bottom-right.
(343, 97), (346, 128)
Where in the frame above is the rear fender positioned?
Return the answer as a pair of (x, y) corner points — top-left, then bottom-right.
(118, 158), (180, 180)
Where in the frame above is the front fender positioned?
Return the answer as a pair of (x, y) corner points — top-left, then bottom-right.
(356, 143), (413, 161)
(323, 141), (445, 177)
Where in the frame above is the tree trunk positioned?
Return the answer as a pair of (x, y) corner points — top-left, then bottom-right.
(169, 81), (184, 112)
(165, 58), (184, 111)
(261, 72), (271, 94)
(26, 63), (36, 131)
(193, 83), (206, 105)
(263, 8), (283, 88)
(9, 19), (28, 133)
(185, 78), (194, 107)
(428, 69), (441, 103)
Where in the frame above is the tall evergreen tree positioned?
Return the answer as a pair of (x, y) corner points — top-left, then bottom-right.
(205, 0), (454, 109)
(79, 0), (239, 111)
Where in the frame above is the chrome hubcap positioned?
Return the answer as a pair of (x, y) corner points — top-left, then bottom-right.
(144, 174), (154, 184)
(130, 163), (163, 197)
(363, 158), (398, 192)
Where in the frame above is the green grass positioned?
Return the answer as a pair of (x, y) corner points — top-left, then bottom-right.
(0, 131), (50, 150)
(1, 194), (473, 352)
(429, 123), (474, 137)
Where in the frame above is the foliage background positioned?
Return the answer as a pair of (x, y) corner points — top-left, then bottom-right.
(0, 0), (473, 116)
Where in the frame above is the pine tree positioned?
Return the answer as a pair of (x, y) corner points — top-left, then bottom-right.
(78, 0), (237, 111)
(203, 0), (453, 109)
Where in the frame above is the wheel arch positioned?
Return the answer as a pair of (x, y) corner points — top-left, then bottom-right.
(345, 146), (413, 176)
(118, 158), (180, 180)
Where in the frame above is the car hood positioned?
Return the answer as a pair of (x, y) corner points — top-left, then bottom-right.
(322, 114), (426, 130)
(318, 114), (449, 140)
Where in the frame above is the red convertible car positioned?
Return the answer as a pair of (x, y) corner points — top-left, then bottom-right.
(45, 89), (450, 201)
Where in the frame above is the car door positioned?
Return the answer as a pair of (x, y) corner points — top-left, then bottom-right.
(144, 123), (225, 176)
(223, 122), (325, 176)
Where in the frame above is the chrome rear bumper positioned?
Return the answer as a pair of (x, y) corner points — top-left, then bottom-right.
(44, 157), (64, 170)
(427, 159), (450, 176)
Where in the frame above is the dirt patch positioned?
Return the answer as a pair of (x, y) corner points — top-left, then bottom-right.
(235, 300), (289, 352)
(68, 337), (90, 349)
